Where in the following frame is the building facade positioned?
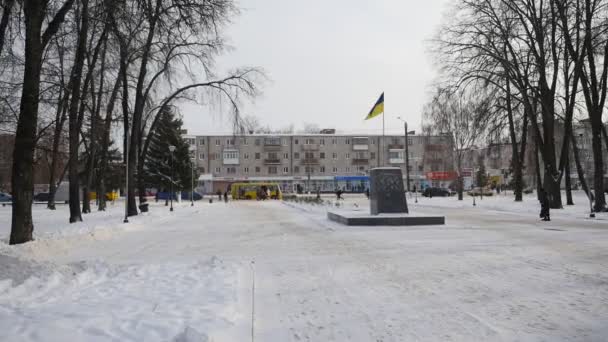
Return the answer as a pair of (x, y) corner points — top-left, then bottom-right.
(183, 133), (455, 194)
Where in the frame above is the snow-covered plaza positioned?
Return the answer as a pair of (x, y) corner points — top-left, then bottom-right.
(1, 192), (607, 341)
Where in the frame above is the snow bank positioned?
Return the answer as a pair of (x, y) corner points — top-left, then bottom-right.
(0, 257), (244, 342)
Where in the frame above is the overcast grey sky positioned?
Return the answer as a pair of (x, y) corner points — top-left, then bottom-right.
(181, 0), (449, 135)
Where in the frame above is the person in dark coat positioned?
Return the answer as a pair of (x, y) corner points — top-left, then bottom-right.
(217, 190), (222, 201)
(336, 188), (343, 200)
(539, 188), (550, 221)
(223, 190), (228, 203)
(365, 188), (370, 199)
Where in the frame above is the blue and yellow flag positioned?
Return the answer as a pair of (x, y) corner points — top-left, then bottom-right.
(365, 92), (384, 120)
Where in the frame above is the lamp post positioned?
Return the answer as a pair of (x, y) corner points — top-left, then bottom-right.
(397, 117), (413, 192)
(123, 124), (130, 223)
(169, 145), (176, 211)
(191, 154), (195, 207)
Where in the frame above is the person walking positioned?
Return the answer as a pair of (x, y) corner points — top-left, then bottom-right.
(365, 188), (370, 199)
(223, 190), (228, 203)
(336, 188), (343, 200)
(539, 188), (550, 221)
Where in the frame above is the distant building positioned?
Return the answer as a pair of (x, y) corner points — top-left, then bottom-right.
(0, 134), (68, 193)
(183, 133), (456, 193)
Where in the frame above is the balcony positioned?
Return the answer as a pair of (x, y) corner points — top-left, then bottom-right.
(264, 158), (281, 165)
(352, 144), (369, 151)
(263, 137), (282, 151)
(301, 144), (319, 151)
(300, 158), (319, 165)
(352, 158), (369, 165)
(388, 144), (404, 150)
(389, 158), (405, 164)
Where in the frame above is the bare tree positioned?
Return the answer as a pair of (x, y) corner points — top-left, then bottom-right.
(425, 86), (491, 200)
(10, 0), (75, 244)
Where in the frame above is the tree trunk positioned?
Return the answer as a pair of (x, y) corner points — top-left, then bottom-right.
(0, 0), (15, 56)
(505, 78), (522, 201)
(47, 92), (68, 210)
(590, 119), (606, 211)
(570, 127), (593, 200)
(67, 0), (89, 223)
(97, 68), (121, 211)
(9, 0), (44, 244)
(564, 147), (574, 205)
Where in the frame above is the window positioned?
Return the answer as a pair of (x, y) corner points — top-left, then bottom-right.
(215, 167), (221, 173)
(215, 139), (221, 146)
(345, 153), (350, 159)
(332, 138), (337, 145)
(283, 152), (289, 159)
(226, 139), (235, 146)
(223, 150), (239, 160)
(358, 166), (365, 172)
(370, 152), (376, 159)
(320, 166), (325, 173)
(294, 139), (299, 145)
(320, 152), (325, 159)
(199, 153), (205, 160)
(294, 166), (300, 173)
(305, 138), (315, 145)
(281, 138), (287, 146)
(244, 167), (249, 173)
(407, 138), (413, 145)
(345, 167), (351, 173)
(305, 166), (314, 173)
(332, 152), (338, 159)
(198, 139), (205, 145)
(332, 167), (338, 173)
(268, 152), (278, 160)
(210, 153), (216, 160)
(255, 166), (261, 173)
(242, 138), (248, 145)
(320, 139), (325, 145)
(371, 139), (375, 145)
(268, 166), (278, 174)
(255, 152), (260, 160)
(283, 167), (289, 173)
(244, 153), (249, 159)
(304, 152), (314, 159)
(255, 138), (261, 146)
(294, 152), (300, 159)
(345, 139), (350, 144)
(227, 167), (236, 174)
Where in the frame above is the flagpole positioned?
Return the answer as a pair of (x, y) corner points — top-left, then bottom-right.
(382, 110), (385, 167)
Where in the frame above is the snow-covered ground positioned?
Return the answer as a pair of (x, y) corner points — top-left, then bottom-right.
(0, 192), (607, 341)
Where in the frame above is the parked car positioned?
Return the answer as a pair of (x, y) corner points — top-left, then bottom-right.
(468, 187), (495, 196)
(155, 192), (178, 201)
(33, 192), (50, 202)
(181, 191), (203, 201)
(422, 187), (451, 197)
(0, 192), (12, 202)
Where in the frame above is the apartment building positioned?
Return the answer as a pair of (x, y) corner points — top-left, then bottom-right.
(183, 133), (455, 194)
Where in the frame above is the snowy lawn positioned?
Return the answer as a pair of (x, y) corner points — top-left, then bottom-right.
(0, 192), (607, 341)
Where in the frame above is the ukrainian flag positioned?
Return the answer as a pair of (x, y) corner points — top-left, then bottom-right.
(365, 92), (384, 120)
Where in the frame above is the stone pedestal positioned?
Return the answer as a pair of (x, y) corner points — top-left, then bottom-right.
(370, 167), (408, 215)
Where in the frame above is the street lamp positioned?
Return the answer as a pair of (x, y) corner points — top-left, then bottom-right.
(190, 153), (195, 207)
(169, 145), (176, 212)
(397, 117), (414, 192)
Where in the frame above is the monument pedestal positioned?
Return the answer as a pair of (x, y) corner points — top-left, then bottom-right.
(327, 167), (445, 226)
(327, 210), (445, 226)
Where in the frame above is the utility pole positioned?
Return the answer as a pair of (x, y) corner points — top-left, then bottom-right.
(397, 117), (412, 192)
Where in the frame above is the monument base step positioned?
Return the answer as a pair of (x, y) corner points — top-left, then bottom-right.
(327, 210), (445, 226)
